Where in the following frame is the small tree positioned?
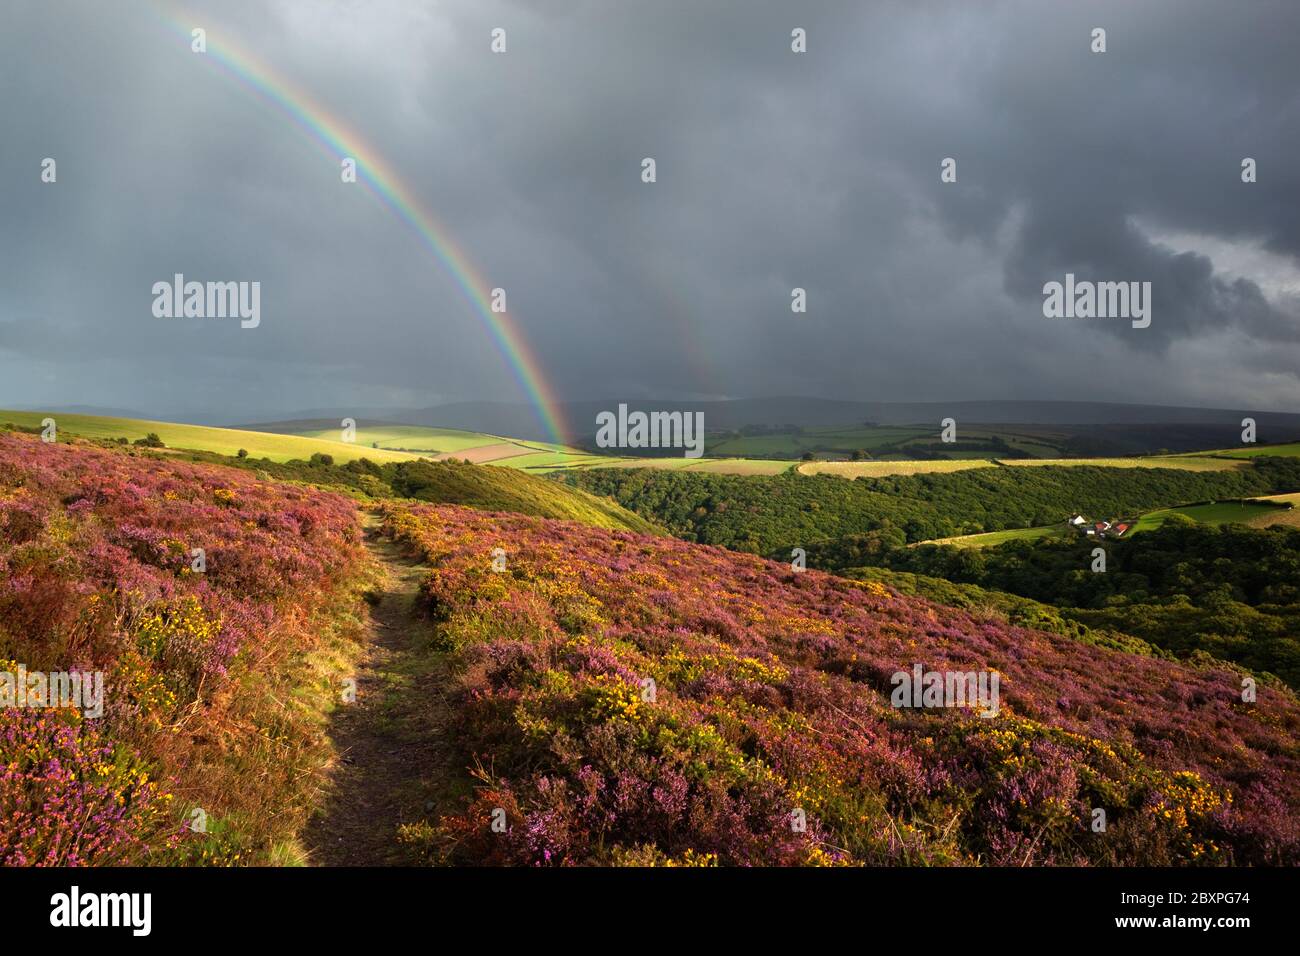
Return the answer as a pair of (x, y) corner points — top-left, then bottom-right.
(237, 448), (249, 459)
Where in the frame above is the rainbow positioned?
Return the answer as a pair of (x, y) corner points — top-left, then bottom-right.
(148, 4), (570, 445)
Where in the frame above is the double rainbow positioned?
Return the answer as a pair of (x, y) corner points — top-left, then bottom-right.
(149, 4), (570, 445)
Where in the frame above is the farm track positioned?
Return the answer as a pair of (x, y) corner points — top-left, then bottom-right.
(303, 512), (454, 865)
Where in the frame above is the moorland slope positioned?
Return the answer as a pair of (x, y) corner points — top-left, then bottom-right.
(378, 501), (1300, 865)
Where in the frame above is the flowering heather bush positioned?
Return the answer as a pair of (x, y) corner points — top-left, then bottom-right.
(0, 701), (174, 865)
(383, 503), (1300, 866)
(0, 434), (366, 864)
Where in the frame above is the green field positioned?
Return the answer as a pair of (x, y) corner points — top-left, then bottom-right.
(679, 458), (795, 475)
(544, 455), (793, 475)
(222, 419), (1265, 478)
(2, 412), (800, 477)
(1211, 442), (1300, 459)
(1001, 456), (1244, 472)
(923, 525), (1067, 549)
(1, 411), (429, 465)
(920, 490), (1292, 545)
(9, 410), (1276, 481)
(798, 459), (996, 478)
(744, 453), (1243, 479)
(263, 420), (795, 475)
(257, 421), (586, 462)
(923, 497), (1289, 541)
(506, 451), (621, 470)
(706, 423), (1071, 461)
(289, 423), (514, 454)
(1248, 493), (1300, 528)
(1131, 499), (1289, 533)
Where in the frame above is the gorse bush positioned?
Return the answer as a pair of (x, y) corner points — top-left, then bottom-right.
(382, 502), (1300, 866)
(0, 433), (368, 864)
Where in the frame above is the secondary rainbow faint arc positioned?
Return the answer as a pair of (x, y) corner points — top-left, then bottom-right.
(150, 6), (570, 445)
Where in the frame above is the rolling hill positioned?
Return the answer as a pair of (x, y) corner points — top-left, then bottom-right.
(378, 499), (1300, 865)
(1, 410), (428, 465)
(6, 423), (1300, 867)
(240, 419), (560, 459)
(863, 521), (1300, 692)
(564, 458), (1300, 557)
(242, 417), (798, 475)
(271, 397), (1300, 445)
(379, 459), (662, 533)
(1213, 442), (1300, 459)
(10, 408), (1299, 488)
(0, 416), (658, 535)
(3, 411), (801, 483)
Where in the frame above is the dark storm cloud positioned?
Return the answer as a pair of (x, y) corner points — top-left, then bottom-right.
(1, 0), (1298, 421)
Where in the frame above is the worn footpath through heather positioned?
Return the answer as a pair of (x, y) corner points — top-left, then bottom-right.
(303, 511), (463, 865)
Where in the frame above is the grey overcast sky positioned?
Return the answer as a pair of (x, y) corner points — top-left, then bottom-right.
(2, 0), (1298, 423)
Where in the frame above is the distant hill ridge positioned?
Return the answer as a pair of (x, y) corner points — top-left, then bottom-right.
(235, 398), (1300, 444)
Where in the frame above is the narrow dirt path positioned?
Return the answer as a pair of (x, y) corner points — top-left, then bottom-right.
(303, 511), (453, 865)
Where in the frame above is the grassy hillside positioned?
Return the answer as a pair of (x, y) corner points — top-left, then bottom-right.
(285, 423), (514, 454)
(922, 496), (1293, 546)
(1002, 455), (1244, 471)
(1, 418), (658, 535)
(800, 459), (995, 478)
(1131, 499), (1291, 533)
(176, 450), (659, 534)
(1214, 442), (1300, 459)
(379, 500), (1300, 865)
(383, 459), (661, 533)
(301, 455), (656, 533)
(1250, 493), (1300, 528)
(9, 409), (1289, 489)
(257, 418), (797, 475)
(924, 525), (1066, 548)
(798, 454), (1242, 479)
(1, 410), (426, 465)
(591, 456), (795, 475)
(261, 420), (577, 464)
(226, 416), (1279, 478)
